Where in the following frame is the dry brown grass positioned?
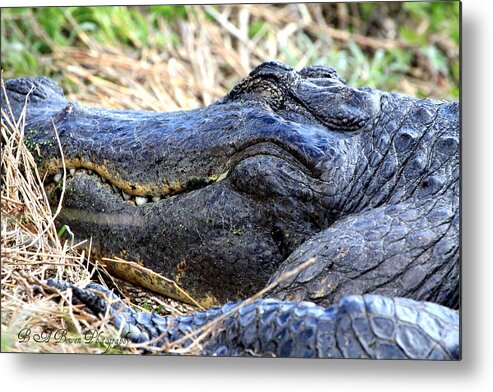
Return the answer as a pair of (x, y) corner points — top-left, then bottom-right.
(2, 4), (457, 112)
(0, 81), (145, 353)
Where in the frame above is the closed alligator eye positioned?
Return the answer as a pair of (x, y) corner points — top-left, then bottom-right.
(291, 82), (380, 132)
(299, 64), (347, 85)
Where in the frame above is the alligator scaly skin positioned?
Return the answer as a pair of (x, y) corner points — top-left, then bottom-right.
(44, 279), (459, 359)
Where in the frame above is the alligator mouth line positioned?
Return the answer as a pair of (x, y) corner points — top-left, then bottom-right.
(47, 166), (229, 207)
(44, 138), (315, 207)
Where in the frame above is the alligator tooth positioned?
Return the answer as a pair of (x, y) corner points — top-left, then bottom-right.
(216, 170), (229, 182)
(53, 173), (63, 183)
(122, 191), (132, 201)
(112, 184), (119, 193)
(100, 176), (107, 183)
(152, 196), (161, 202)
(135, 196), (148, 206)
(69, 168), (76, 176)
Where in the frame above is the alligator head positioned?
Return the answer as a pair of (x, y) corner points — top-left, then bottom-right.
(2, 62), (459, 307)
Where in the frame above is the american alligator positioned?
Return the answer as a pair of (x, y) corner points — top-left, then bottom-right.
(1, 61), (460, 358)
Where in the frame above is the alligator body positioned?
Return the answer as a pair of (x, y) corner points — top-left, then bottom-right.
(2, 61), (460, 358)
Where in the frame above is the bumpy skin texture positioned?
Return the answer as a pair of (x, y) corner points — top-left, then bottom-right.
(44, 279), (459, 359)
(1, 62), (459, 310)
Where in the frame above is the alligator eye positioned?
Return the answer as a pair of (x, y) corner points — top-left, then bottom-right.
(303, 78), (346, 88)
(293, 82), (380, 132)
(299, 65), (347, 85)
